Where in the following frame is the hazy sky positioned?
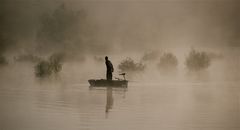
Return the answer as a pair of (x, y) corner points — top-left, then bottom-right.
(1, 0), (240, 56)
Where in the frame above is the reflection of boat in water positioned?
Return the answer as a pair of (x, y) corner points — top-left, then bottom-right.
(88, 73), (128, 87)
(89, 85), (127, 117)
(106, 87), (113, 113)
(88, 79), (128, 87)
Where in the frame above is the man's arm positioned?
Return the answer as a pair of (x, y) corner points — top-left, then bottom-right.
(110, 61), (114, 72)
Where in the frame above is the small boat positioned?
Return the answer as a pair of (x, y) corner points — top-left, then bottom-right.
(88, 73), (128, 87)
(88, 79), (128, 87)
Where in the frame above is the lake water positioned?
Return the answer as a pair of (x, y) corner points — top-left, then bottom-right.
(0, 63), (239, 130)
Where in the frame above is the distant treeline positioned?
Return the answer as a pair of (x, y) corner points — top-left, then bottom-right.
(117, 49), (222, 73)
(0, 49), (223, 78)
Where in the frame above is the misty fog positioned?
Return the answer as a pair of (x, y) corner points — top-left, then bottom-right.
(1, 1), (240, 130)
(0, 0), (239, 82)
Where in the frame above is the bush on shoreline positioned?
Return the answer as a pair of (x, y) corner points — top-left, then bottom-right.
(118, 57), (145, 72)
(185, 49), (211, 71)
(35, 53), (64, 77)
(158, 52), (178, 69)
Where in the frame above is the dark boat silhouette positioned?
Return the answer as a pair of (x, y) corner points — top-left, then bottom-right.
(88, 73), (128, 87)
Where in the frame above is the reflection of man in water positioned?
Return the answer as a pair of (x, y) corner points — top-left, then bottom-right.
(105, 87), (113, 113)
(105, 56), (114, 80)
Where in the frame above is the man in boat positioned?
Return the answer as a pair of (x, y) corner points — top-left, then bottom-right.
(105, 56), (114, 80)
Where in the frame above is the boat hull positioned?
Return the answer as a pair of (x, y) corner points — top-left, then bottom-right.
(88, 79), (128, 87)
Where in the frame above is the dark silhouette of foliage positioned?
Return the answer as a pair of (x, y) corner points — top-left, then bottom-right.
(35, 60), (52, 77)
(35, 53), (64, 77)
(118, 57), (145, 72)
(0, 34), (10, 55)
(48, 53), (64, 73)
(158, 52), (178, 68)
(0, 55), (8, 65)
(36, 3), (87, 53)
(185, 49), (211, 71)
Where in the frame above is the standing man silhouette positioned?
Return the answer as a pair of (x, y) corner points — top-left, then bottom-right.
(105, 56), (114, 80)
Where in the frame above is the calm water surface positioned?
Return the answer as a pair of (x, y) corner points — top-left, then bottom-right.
(0, 64), (239, 130)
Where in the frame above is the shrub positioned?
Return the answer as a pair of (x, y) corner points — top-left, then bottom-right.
(48, 53), (64, 73)
(158, 52), (178, 68)
(35, 53), (64, 77)
(118, 57), (145, 72)
(35, 60), (52, 77)
(185, 49), (211, 71)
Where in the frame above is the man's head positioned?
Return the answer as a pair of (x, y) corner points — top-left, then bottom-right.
(105, 56), (108, 61)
